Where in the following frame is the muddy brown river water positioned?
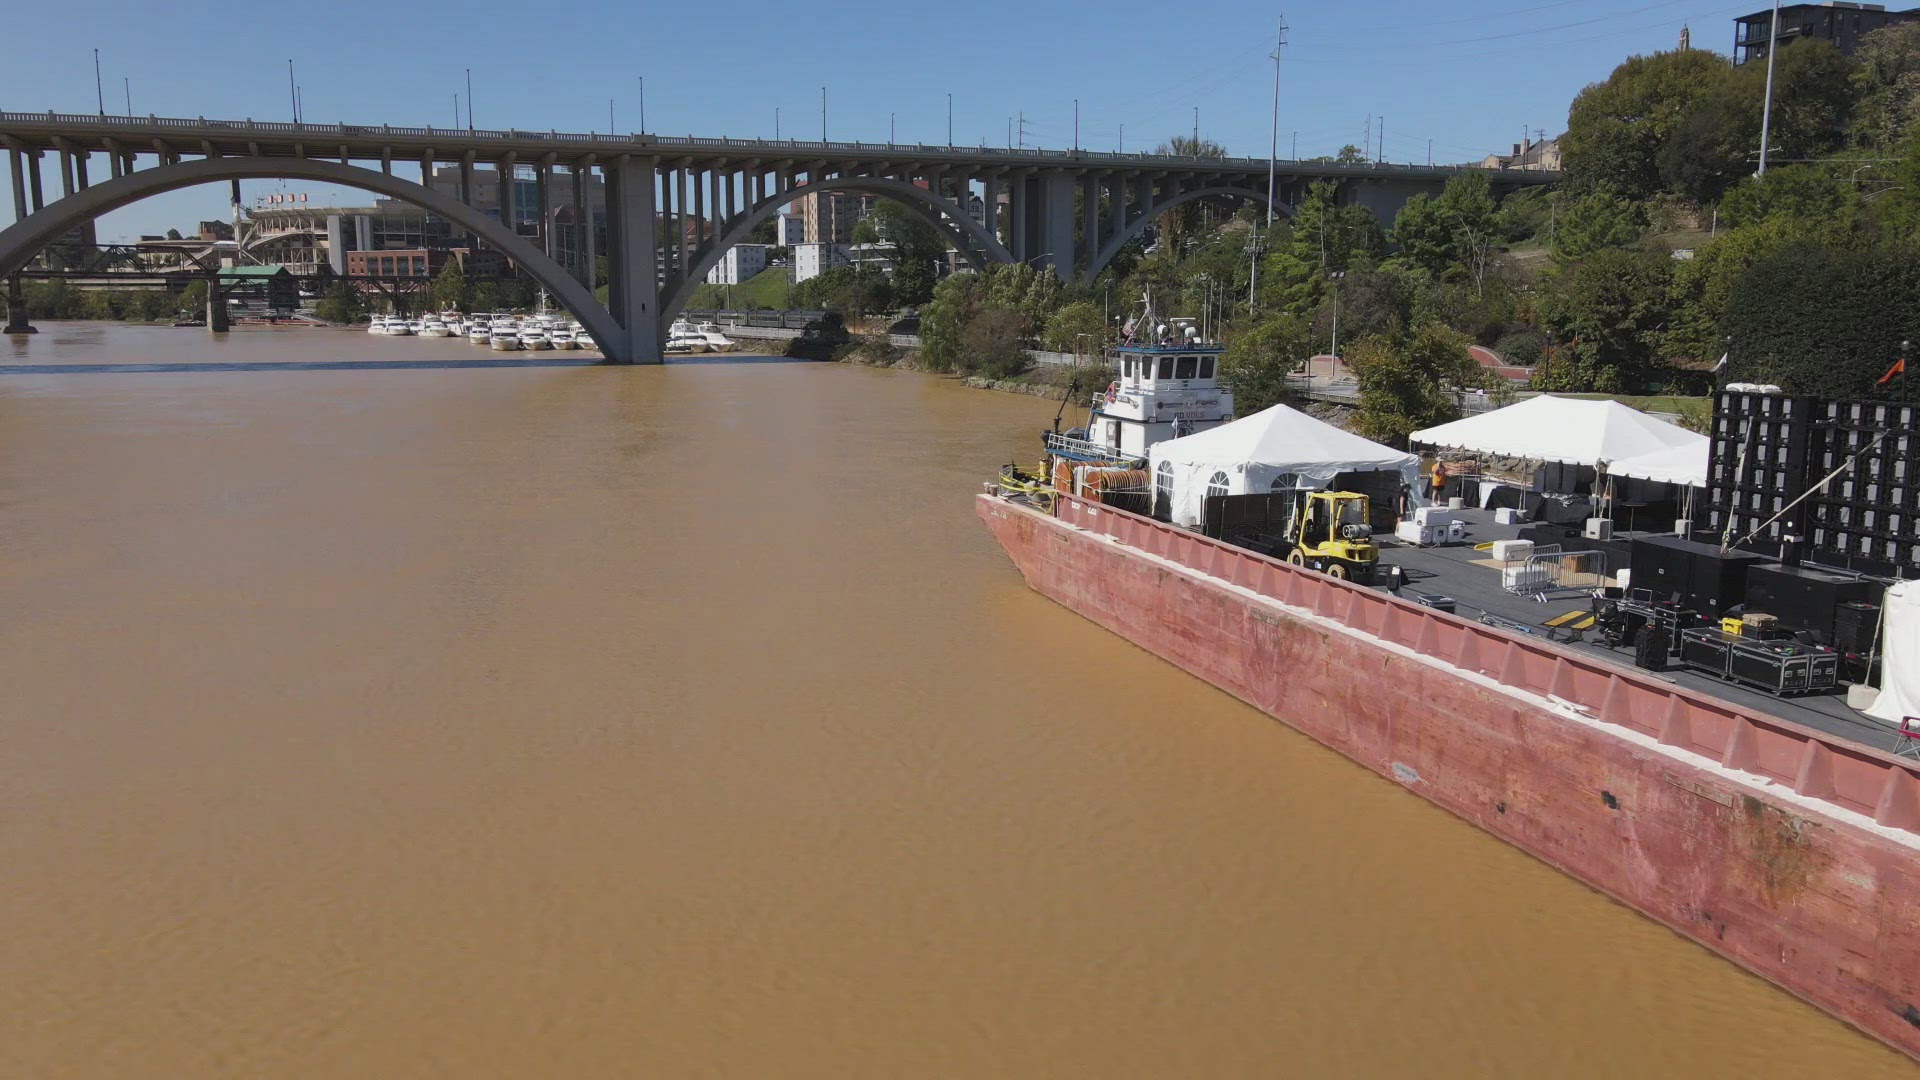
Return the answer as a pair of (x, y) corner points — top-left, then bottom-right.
(1, 322), (1911, 1077)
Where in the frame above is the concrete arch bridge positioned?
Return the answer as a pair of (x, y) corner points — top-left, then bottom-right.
(1, 112), (1557, 361)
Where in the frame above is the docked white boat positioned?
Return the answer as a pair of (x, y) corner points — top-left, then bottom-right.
(666, 325), (707, 353)
(467, 323), (491, 344)
(549, 328), (579, 350)
(518, 328), (552, 351)
(406, 319), (425, 335)
(384, 318), (413, 336)
(418, 318), (451, 338)
(692, 322), (737, 352)
(489, 328), (523, 351)
(365, 317), (388, 334)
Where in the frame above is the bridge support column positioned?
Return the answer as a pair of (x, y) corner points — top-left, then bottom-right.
(603, 155), (661, 364)
(4, 275), (33, 335)
(1039, 170), (1074, 279)
(205, 271), (229, 334)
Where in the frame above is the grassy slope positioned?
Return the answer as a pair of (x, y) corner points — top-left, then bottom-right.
(688, 267), (792, 310)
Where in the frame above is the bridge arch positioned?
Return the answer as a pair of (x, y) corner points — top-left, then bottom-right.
(662, 175), (1013, 328)
(1084, 185), (1282, 283)
(0, 156), (626, 360)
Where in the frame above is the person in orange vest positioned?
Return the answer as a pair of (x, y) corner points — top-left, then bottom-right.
(1429, 460), (1448, 503)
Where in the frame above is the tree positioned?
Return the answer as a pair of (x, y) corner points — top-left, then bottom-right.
(1723, 239), (1920, 400)
(165, 228), (183, 240)
(1347, 323), (1479, 447)
(1042, 300), (1106, 355)
(1334, 144), (1367, 165)
(958, 307), (1031, 378)
(1656, 41), (1855, 204)
(1535, 248), (1674, 392)
(1219, 313), (1312, 415)
(314, 280), (368, 324)
(1561, 48), (1735, 199)
(865, 199), (946, 307)
(176, 279), (208, 317)
(918, 271), (984, 372)
(1388, 194), (1455, 276)
(1550, 188), (1644, 259)
(1852, 22), (1920, 149)
(428, 259), (469, 312)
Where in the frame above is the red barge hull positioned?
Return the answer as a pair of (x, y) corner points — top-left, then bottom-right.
(977, 493), (1920, 1061)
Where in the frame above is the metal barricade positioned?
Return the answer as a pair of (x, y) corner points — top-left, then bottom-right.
(1504, 549), (1607, 601)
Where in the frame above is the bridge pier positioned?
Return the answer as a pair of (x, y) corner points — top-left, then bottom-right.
(602, 155), (662, 364)
(4, 275), (34, 334)
(205, 271), (229, 334)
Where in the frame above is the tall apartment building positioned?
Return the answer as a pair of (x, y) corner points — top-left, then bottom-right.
(1733, 2), (1920, 64)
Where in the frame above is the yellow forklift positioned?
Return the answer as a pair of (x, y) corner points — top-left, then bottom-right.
(1281, 490), (1380, 583)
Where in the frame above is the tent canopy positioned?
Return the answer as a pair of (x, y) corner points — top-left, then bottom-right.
(1410, 395), (1700, 468)
(1603, 434), (1711, 488)
(1149, 403), (1421, 526)
(1868, 580), (1920, 727)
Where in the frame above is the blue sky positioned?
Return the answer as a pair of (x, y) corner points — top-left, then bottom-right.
(3, 0), (1755, 241)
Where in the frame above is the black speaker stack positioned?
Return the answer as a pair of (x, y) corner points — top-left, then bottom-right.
(1706, 389), (1920, 579)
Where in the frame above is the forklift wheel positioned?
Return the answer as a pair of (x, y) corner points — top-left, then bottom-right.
(1326, 563), (1350, 580)
(1286, 551), (1307, 567)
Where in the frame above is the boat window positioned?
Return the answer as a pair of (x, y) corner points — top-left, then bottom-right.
(1268, 472), (1302, 493)
(1176, 355), (1199, 380)
(1206, 471), (1230, 499)
(1157, 356), (1175, 380)
(1199, 356), (1215, 380)
(1155, 461), (1174, 516)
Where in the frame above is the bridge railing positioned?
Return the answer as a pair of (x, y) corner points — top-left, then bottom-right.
(0, 110), (1531, 178)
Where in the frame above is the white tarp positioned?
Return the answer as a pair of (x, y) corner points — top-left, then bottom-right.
(1867, 580), (1920, 727)
(1604, 434), (1711, 488)
(1149, 403), (1422, 526)
(1410, 395), (1702, 468)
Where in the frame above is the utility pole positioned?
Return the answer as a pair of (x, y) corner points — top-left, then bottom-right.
(454, 93), (459, 129)
(1073, 99), (1079, 152)
(639, 76), (646, 133)
(775, 107), (780, 140)
(123, 77), (130, 116)
(947, 93), (953, 145)
(289, 60), (298, 123)
(609, 99), (615, 136)
(1363, 115), (1370, 161)
(890, 112), (896, 144)
(93, 49), (104, 114)
(821, 86), (827, 141)
(465, 68), (473, 130)
(1378, 116), (1384, 164)
(1257, 16), (1287, 315)
(1192, 107), (1199, 151)
(1292, 131), (1297, 158)
(1757, 0), (1783, 175)
(1427, 138), (1433, 166)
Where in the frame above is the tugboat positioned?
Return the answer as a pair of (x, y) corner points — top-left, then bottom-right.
(1006, 295), (1236, 513)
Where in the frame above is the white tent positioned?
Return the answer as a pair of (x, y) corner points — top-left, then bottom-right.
(1604, 434), (1711, 488)
(1149, 403), (1422, 527)
(1867, 580), (1920, 728)
(1410, 395), (1702, 467)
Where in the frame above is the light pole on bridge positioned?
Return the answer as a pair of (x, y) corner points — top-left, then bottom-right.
(947, 93), (952, 146)
(820, 86), (827, 141)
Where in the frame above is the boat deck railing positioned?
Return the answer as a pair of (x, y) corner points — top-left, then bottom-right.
(1045, 491), (1920, 839)
(1043, 432), (1141, 465)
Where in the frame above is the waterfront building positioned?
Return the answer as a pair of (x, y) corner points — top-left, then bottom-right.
(793, 242), (851, 282)
(706, 244), (769, 285)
